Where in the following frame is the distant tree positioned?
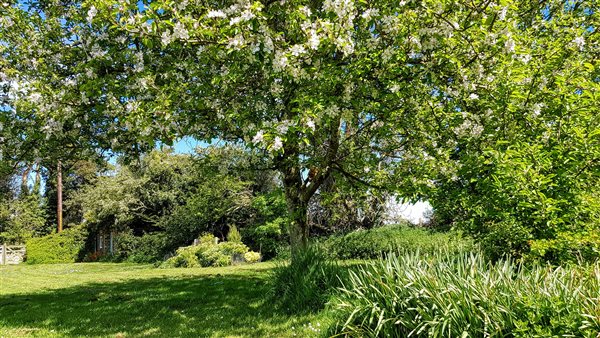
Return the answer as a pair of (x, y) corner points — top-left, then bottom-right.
(0, 192), (48, 244)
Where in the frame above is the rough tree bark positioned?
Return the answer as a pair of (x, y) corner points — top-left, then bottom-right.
(278, 116), (341, 257)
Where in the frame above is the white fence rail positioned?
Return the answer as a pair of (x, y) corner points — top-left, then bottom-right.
(0, 244), (26, 265)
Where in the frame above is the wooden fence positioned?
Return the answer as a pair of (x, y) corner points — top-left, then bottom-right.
(0, 244), (26, 265)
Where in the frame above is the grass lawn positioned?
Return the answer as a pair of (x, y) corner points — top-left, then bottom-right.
(0, 262), (330, 337)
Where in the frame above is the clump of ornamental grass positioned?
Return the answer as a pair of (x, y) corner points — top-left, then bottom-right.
(268, 245), (347, 314)
(329, 250), (600, 337)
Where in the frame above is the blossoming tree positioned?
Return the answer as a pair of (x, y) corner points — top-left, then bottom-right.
(2, 0), (598, 257)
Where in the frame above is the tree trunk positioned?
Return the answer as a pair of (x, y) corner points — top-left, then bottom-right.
(281, 161), (310, 256)
(286, 193), (309, 255)
(57, 161), (63, 233)
(277, 115), (339, 257)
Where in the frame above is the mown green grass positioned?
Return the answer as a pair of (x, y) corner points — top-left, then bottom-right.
(0, 262), (330, 337)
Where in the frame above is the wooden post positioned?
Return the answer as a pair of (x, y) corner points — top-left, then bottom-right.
(1, 243), (6, 265)
(57, 161), (63, 232)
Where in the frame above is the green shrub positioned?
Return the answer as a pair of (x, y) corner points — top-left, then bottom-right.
(0, 194), (49, 244)
(196, 244), (230, 267)
(330, 250), (600, 337)
(268, 245), (347, 314)
(244, 251), (261, 263)
(244, 190), (289, 259)
(164, 246), (202, 268)
(322, 224), (473, 259)
(227, 224), (242, 243)
(121, 232), (171, 263)
(162, 234), (250, 268)
(218, 241), (248, 256)
(26, 226), (87, 264)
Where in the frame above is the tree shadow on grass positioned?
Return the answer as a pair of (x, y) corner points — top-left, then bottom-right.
(0, 272), (307, 337)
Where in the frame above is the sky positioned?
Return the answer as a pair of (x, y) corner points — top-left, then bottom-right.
(172, 137), (205, 154)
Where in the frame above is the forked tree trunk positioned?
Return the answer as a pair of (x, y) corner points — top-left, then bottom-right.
(279, 117), (339, 258)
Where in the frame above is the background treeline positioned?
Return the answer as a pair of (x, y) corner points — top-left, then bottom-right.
(1, 145), (392, 263)
(1, 140), (599, 264)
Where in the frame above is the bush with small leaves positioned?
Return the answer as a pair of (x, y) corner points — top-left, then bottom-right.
(244, 251), (261, 263)
(162, 233), (251, 268)
(26, 225), (87, 264)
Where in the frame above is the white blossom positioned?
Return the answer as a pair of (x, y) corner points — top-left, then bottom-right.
(228, 35), (245, 49)
(454, 119), (483, 138)
(64, 78), (77, 87)
(276, 122), (289, 134)
(90, 44), (107, 58)
(207, 10), (227, 18)
(336, 37), (355, 55)
(361, 8), (379, 21)
(381, 15), (399, 34)
(469, 93), (479, 100)
(263, 36), (274, 54)
(306, 119), (315, 131)
(81, 91), (90, 105)
(250, 43), (260, 54)
(133, 51), (144, 72)
(573, 36), (585, 51)
(532, 103), (544, 116)
(408, 36), (421, 49)
(161, 30), (173, 46)
(173, 22), (189, 40)
(252, 130), (264, 144)
(498, 7), (507, 21)
(177, 0), (189, 11)
(87, 6), (97, 23)
(504, 38), (515, 53)
(308, 30), (320, 50)
(84, 68), (96, 79)
(520, 54), (531, 64)
(125, 101), (140, 112)
(29, 92), (42, 104)
(299, 6), (312, 17)
(323, 0), (355, 22)
(273, 51), (288, 72)
(408, 52), (422, 59)
(272, 136), (283, 151)
(230, 10), (255, 25)
(290, 45), (306, 56)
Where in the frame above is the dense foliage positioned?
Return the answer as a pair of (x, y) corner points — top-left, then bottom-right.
(0, 193), (48, 244)
(322, 224), (473, 259)
(162, 233), (260, 268)
(5, 0), (597, 256)
(330, 251), (600, 337)
(25, 226), (87, 264)
(69, 147), (284, 262)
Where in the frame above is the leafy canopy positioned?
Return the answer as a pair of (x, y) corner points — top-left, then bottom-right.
(2, 0), (598, 257)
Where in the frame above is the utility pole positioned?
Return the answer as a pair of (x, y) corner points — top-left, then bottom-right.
(57, 160), (63, 232)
